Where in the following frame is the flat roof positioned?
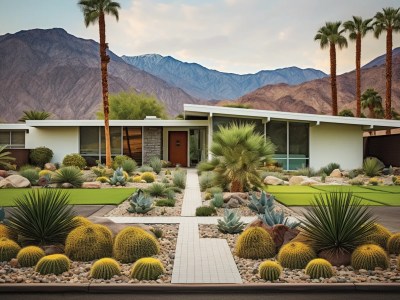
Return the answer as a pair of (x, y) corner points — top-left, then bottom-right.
(184, 104), (400, 130)
(0, 124), (30, 130)
(24, 119), (208, 127)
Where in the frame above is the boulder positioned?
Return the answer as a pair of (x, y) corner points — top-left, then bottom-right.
(223, 192), (247, 202)
(0, 170), (8, 178)
(224, 198), (240, 208)
(44, 163), (57, 171)
(245, 219), (272, 234)
(82, 181), (101, 189)
(288, 176), (309, 186)
(0, 175), (31, 188)
(264, 176), (284, 185)
(329, 169), (342, 178)
(300, 179), (320, 186)
(61, 183), (74, 188)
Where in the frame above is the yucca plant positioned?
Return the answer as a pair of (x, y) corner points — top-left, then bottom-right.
(8, 189), (76, 245)
(363, 157), (385, 177)
(300, 192), (376, 263)
(121, 159), (137, 174)
(52, 166), (84, 188)
(0, 145), (15, 169)
(217, 209), (245, 234)
(146, 183), (167, 197)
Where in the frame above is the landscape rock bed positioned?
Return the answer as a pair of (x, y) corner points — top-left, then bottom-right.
(0, 224), (178, 284)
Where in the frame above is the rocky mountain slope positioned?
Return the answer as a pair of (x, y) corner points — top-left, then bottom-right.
(0, 28), (198, 122)
(122, 54), (327, 100)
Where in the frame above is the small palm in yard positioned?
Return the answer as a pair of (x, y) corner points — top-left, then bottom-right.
(0, 145), (16, 169)
(198, 123), (275, 192)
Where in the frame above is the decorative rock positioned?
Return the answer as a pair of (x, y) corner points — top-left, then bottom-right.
(329, 169), (342, 178)
(225, 198), (240, 208)
(0, 170), (8, 178)
(61, 183), (74, 189)
(300, 179), (320, 186)
(223, 192), (247, 202)
(44, 163), (56, 171)
(0, 175), (31, 188)
(264, 176), (284, 186)
(82, 181), (101, 189)
(288, 176), (308, 186)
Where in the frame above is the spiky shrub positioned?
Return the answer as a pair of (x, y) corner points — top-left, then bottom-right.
(149, 157), (162, 174)
(138, 165), (153, 173)
(17, 246), (46, 267)
(0, 144), (16, 169)
(211, 193), (224, 208)
(299, 192), (375, 259)
(113, 227), (160, 263)
(141, 172), (156, 183)
(122, 159), (137, 175)
(35, 254), (70, 275)
(258, 207), (300, 229)
(90, 258), (121, 280)
(258, 260), (282, 281)
(217, 209), (245, 234)
(248, 191), (274, 214)
(52, 166), (84, 188)
(65, 224), (113, 261)
(305, 258), (334, 279)
(0, 237), (21, 262)
(72, 216), (93, 227)
(363, 157), (385, 177)
(319, 163), (340, 176)
(235, 227), (276, 259)
(199, 171), (216, 192)
(19, 168), (39, 185)
(173, 171), (186, 189)
(155, 198), (176, 207)
(8, 189), (76, 246)
(197, 123), (275, 192)
(387, 233), (400, 255)
(351, 244), (389, 270)
(146, 183), (167, 197)
(130, 257), (165, 280)
(62, 153), (86, 169)
(127, 189), (154, 214)
(29, 147), (53, 168)
(277, 242), (316, 269)
(195, 206), (217, 216)
(364, 223), (392, 249)
(108, 167), (126, 186)
(150, 227), (163, 239)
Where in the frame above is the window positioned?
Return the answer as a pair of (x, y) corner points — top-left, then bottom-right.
(0, 131), (25, 149)
(266, 121), (309, 170)
(123, 127), (142, 165)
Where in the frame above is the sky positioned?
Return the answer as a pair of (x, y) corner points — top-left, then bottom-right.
(0, 0), (399, 75)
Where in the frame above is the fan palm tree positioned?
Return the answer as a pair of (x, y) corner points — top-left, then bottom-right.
(78, 0), (121, 167)
(361, 88), (383, 118)
(373, 7), (400, 120)
(18, 110), (51, 122)
(315, 22), (348, 116)
(343, 17), (373, 117)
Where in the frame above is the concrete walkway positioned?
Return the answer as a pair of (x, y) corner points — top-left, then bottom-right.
(180, 169), (203, 216)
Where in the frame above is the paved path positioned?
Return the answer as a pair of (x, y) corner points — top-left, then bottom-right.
(180, 169), (203, 216)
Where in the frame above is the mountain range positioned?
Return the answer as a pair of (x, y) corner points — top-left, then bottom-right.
(122, 54), (327, 100)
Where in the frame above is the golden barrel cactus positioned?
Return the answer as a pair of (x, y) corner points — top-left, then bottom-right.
(90, 258), (121, 280)
(277, 242), (316, 269)
(17, 246), (46, 267)
(351, 244), (389, 270)
(235, 227), (275, 259)
(364, 223), (392, 249)
(387, 233), (400, 255)
(305, 258), (334, 279)
(0, 237), (21, 262)
(35, 254), (70, 275)
(258, 260), (282, 281)
(130, 257), (164, 280)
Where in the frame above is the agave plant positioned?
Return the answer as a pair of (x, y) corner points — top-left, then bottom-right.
(8, 189), (77, 245)
(0, 145), (16, 169)
(258, 207), (300, 229)
(300, 192), (376, 258)
(248, 191), (274, 214)
(363, 157), (385, 177)
(109, 167), (126, 186)
(127, 189), (154, 214)
(217, 209), (245, 234)
(52, 166), (84, 188)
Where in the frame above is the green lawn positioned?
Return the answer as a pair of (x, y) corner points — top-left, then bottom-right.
(0, 188), (136, 207)
(310, 185), (377, 193)
(361, 186), (400, 193)
(265, 186), (320, 194)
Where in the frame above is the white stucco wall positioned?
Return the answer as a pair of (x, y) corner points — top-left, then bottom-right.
(309, 123), (363, 170)
(25, 127), (79, 164)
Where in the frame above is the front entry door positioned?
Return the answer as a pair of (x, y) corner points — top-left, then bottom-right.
(168, 131), (188, 167)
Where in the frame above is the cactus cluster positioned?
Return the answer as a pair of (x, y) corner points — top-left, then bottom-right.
(90, 258), (121, 280)
(235, 227), (276, 259)
(351, 244), (389, 270)
(113, 227), (160, 263)
(17, 246), (46, 267)
(305, 258), (334, 279)
(141, 172), (156, 183)
(258, 260), (282, 281)
(0, 237), (21, 262)
(277, 242), (316, 269)
(130, 257), (164, 280)
(217, 209), (245, 234)
(127, 189), (154, 214)
(72, 216), (93, 227)
(364, 223), (392, 249)
(35, 254), (70, 275)
(65, 224), (113, 261)
(387, 233), (400, 255)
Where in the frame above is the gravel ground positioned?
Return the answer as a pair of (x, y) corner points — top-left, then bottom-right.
(0, 224), (178, 284)
(198, 224), (400, 284)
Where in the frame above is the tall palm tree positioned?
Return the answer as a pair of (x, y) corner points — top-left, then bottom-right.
(343, 16), (373, 117)
(361, 88), (383, 118)
(315, 22), (348, 116)
(373, 7), (400, 120)
(18, 110), (51, 122)
(78, 0), (120, 167)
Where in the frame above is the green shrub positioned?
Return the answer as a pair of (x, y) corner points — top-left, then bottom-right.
(156, 198), (176, 207)
(351, 244), (389, 270)
(207, 186), (223, 196)
(146, 183), (167, 197)
(112, 155), (130, 170)
(17, 246), (45, 267)
(122, 159), (137, 174)
(0, 237), (21, 262)
(173, 171), (186, 189)
(149, 157), (162, 174)
(62, 153), (86, 169)
(19, 168), (39, 185)
(19, 164), (38, 172)
(35, 254), (70, 275)
(349, 178), (364, 185)
(277, 242), (316, 269)
(113, 227), (160, 263)
(295, 167), (318, 177)
(130, 257), (164, 280)
(195, 206), (217, 216)
(363, 157), (385, 177)
(29, 147), (53, 168)
(91, 165), (113, 177)
(8, 189), (76, 245)
(235, 227), (276, 259)
(211, 193), (224, 208)
(199, 171), (216, 192)
(138, 165), (153, 173)
(52, 166), (84, 188)
(258, 260), (282, 281)
(305, 258), (334, 279)
(217, 209), (245, 234)
(90, 258), (121, 279)
(319, 163), (340, 176)
(150, 227), (163, 239)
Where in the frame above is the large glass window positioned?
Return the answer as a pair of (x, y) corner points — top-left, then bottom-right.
(123, 127), (142, 165)
(266, 121), (309, 170)
(212, 116), (264, 135)
(0, 131), (25, 149)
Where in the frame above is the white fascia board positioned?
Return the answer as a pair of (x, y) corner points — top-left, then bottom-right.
(0, 124), (30, 130)
(183, 104), (400, 129)
(25, 119), (209, 127)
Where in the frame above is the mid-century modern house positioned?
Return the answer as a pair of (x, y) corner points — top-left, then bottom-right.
(1, 104), (400, 170)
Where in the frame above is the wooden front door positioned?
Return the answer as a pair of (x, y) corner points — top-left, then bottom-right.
(168, 131), (188, 167)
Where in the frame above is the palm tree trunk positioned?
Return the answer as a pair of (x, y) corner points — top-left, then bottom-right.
(330, 42), (338, 116)
(356, 34), (361, 117)
(385, 27), (392, 120)
(230, 180), (243, 193)
(99, 12), (112, 167)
